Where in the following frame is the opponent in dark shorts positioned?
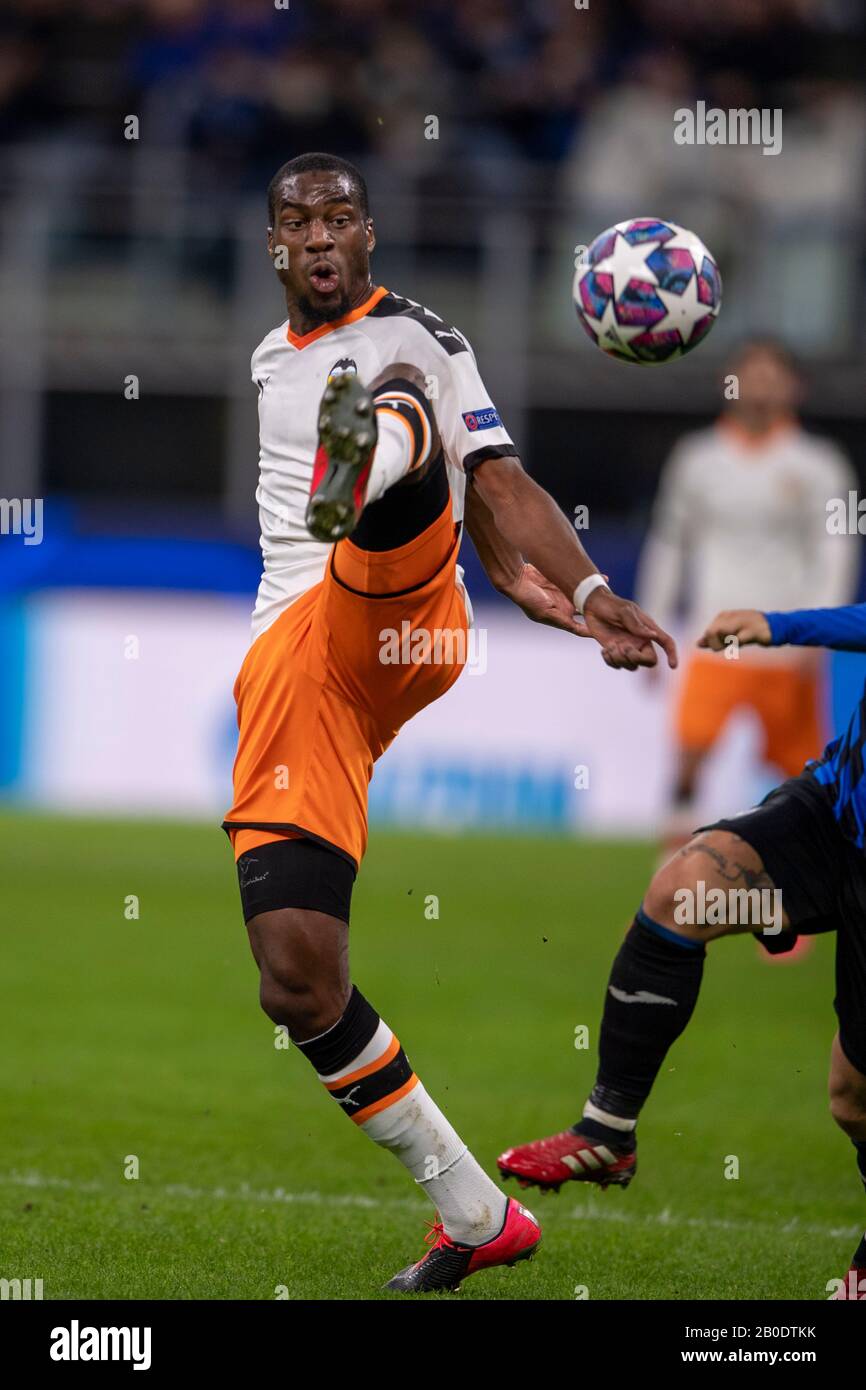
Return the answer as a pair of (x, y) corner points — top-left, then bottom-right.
(500, 601), (866, 1300)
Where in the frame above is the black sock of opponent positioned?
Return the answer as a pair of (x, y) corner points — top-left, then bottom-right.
(574, 910), (706, 1148)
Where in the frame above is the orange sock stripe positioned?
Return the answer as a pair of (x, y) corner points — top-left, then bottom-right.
(374, 391), (431, 468)
(351, 1073), (419, 1125)
(323, 1033), (401, 1091)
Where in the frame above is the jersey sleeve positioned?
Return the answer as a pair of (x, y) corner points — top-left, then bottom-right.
(430, 334), (517, 476)
(765, 603), (866, 651)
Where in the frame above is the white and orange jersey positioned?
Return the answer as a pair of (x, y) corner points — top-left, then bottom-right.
(249, 284), (516, 638)
(636, 417), (859, 653)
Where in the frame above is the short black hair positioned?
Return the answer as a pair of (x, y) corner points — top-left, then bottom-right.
(728, 335), (801, 377)
(267, 153), (369, 226)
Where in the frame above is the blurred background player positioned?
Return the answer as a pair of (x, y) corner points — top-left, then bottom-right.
(637, 338), (859, 855)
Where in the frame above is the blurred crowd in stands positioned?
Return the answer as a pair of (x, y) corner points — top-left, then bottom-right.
(1, 1), (864, 518)
(1, 0), (864, 209)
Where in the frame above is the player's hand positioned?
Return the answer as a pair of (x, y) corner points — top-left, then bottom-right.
(501, 563), (591, 635)
(582, 588), (678, 671)
(698, 609), (771, 652)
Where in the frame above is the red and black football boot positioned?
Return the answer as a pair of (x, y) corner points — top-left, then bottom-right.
(305, 371), (377, 542)
(498, 1127), (636, 1193)
(384, 1197), (541, 1293)
(830, 1264), (866, 1300)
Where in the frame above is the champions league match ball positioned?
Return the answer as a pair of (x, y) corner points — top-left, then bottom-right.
(573, 218), (722, 364)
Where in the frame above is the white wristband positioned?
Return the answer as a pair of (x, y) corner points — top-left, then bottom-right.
(573, 573), (608, 615)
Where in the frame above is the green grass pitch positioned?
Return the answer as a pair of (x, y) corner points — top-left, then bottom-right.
(1, 811), (860, 1301)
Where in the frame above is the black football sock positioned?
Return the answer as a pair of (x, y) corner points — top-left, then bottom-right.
(853, 1141), (866, 1266)
(574, 909), (706, 1148)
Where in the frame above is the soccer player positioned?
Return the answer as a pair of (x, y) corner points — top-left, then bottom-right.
(499, 602), (866, 1299)
(222, 152), (677, 1293)
(637, 338), (857, 851)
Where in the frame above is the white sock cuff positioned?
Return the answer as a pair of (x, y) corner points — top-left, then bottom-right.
(583, 1099), (637, 1132)
(366, 412), (414, 504)
(416, 1141), (469, 1186)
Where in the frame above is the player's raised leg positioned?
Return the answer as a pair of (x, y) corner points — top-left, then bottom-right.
(306, 362), (439, 543)
(499, 829), (782, 1193)
(321, 367), (539, 1290)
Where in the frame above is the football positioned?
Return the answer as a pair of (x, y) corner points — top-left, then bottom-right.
(573, 218), (722, 364)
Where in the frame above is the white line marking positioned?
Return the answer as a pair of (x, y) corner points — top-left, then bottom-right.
(568, 1199), (862, 1241)
(1, 1170), (860, 1242)
(0, 1169), (421, 1213)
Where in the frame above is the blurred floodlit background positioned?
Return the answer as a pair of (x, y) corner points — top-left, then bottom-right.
(1, 0), (865, 833)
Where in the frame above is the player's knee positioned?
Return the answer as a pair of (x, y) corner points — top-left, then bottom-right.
(829, 1075), (866, 1136)
(369, 360), (426, 395)
(644, 833), (758, 942)
(258, 965), (348, 1038)
(642, 862), (716, 944)
(370, 362), (441, 457)
(643, 864), (691, 935)
(246, 901), (350, 1037)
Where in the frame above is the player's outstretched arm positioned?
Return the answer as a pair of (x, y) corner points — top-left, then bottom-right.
(470, 454), (678, 670)
(699, 602), (866, 654)
(464, 482), (590, 636)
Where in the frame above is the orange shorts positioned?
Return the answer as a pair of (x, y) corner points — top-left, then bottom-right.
(223, 500), (467, 868)
(674, 652), (825, 777)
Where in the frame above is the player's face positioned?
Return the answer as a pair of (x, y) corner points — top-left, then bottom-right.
(268, 171), (375, 327)
(731, 350), (799, 421)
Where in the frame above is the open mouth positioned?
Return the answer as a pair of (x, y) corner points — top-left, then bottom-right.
(308, 261), (340, 295)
